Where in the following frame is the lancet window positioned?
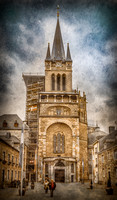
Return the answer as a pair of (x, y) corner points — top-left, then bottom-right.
(62, 74), (66, 91)
(51, 74), (55, 91)
(57, 74), (60, 91)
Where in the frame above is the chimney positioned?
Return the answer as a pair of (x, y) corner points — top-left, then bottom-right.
(109, 126), (115, 134)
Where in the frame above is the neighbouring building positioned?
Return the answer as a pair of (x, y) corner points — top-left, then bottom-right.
(98, 127), (117, 185)
(0, 114), (29, 143)
(0, 133), (27, 188)
(88, 126), (107, 182)
(23, 8), (88, 182)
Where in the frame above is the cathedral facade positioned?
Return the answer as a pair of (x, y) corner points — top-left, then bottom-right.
(23, 9), (88, 182)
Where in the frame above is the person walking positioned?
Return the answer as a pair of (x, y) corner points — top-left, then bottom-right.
(44, 178), (49, 193)
(49, 179), (56, 197)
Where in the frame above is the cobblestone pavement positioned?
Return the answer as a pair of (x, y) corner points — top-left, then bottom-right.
(0, 182), (117, 200)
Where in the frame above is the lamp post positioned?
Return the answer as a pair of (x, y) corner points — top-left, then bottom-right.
(90, 149), (93, 189)
(82, 159), (84, 184)
(20, 120), (27, 198)
(36, 91), (40, 182)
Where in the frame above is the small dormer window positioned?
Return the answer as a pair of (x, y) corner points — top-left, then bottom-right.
(14, 120), (18, 127)
(3, 120), (7, 127)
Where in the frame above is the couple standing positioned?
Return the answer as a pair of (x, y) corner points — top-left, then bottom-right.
(44, 178), (56, 197)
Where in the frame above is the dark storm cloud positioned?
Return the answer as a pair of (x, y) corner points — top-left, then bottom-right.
(27, 37), (34, 45)
(0, 0), (117, 131)
(111, 82), (117, 90)
(0, 61), (15, 100)
(105, 97), (117, 107)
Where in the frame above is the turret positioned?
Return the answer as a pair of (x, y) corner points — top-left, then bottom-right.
(45, 43), (51, 61)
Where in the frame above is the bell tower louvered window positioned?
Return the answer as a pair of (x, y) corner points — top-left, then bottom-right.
(51, 74), (55, 91)
(62, 74), (66, 91)
(57, 74), (60, 91)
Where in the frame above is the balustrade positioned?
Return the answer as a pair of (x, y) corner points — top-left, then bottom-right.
(39, 94), (78, 103)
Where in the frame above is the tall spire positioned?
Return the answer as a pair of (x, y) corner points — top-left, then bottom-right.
(51, 5), (65, 60)
(45, 43), (51, 60)
(66, 43), (72, 61)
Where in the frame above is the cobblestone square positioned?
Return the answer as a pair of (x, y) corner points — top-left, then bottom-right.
(0, 182), (117, 200)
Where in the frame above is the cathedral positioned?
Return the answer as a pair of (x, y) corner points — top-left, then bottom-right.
(23, 8), (88, 182)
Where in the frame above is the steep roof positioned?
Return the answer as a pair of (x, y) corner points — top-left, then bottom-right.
(66, 43), (72, 61)
(0, 114), (28, 130)
(88, 127), (107, 145)
(51, 13), (65, 60)
(45, 43), (51, 60)
(0, 135), (20, 151)
(99, 130), (117, 151)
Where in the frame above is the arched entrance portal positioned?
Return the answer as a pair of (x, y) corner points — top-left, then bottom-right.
(54, 160), (65, 182)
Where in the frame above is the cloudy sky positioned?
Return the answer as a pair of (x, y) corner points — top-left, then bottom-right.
(0, 0), (117, 133)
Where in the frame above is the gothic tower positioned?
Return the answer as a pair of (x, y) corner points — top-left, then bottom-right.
(23, 7), (88, 182)
(45, 8), (72, 92)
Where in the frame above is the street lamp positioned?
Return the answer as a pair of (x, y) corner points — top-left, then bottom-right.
(82, 159), (84, 184)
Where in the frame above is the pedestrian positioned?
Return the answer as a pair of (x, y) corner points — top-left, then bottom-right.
(44, 178), (49, 193)
(49, 179), (56, 197)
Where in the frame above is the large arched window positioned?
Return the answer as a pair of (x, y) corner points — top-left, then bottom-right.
(57, 74), (60, 91)
(62, 74), (66, 91)
(51, 74), (55, 91)
(53, 133), (65, 153)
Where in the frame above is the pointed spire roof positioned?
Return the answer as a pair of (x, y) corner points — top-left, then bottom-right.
(45, 43), (51, 60)
(66, 43), (72, 61)
(51, 6), (65, 60)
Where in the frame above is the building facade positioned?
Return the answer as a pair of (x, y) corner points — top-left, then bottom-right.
(88, 126), (107, 182)
(98, 128), (117, 185)
(23, 9), (88, 182)
(0, 134), (27, 188)
(0, 114), (29, 143)
(0, 114), (28, 187)
(88, 125), (117, 186)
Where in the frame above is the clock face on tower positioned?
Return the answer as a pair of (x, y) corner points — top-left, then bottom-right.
(56, 62), (62, 67)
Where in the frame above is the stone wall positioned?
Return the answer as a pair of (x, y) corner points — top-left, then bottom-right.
(79, 123), (88, 180)
(98, 146), (117, 185)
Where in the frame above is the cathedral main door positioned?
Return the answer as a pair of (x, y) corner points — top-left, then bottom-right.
(55, 169), (65, 182)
